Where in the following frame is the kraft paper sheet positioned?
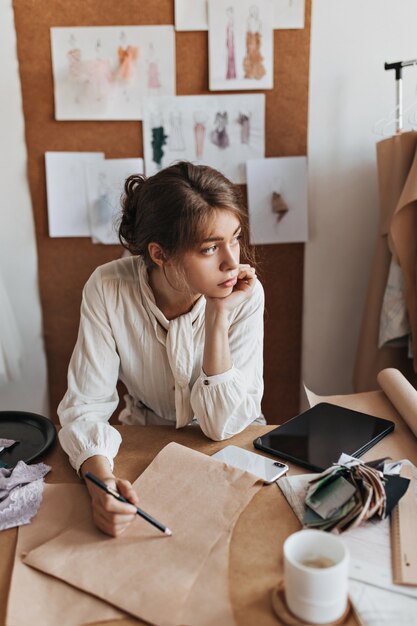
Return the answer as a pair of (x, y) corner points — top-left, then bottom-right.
(354, 132), (417, 392)
(23, 442), (262, 626)
(6, 484), (126, 626)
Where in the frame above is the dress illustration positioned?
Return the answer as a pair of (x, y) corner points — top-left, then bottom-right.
(117, 45), (139, 81)
(194, 111), (207, 159)
(210, 112), (230, 149)
(151, 126), (168, 169)
(225, 7), (237, 80)
(67, 48), (86, 103)
(243, 6), (266, 80)
(237, 112), (251, 144)
(147, 43), (161, 90)
(168, 110), (185, 151)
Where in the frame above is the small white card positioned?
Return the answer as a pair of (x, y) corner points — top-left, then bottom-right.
(45, 152), (104, 237)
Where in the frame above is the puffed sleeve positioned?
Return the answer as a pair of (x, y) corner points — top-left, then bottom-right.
(57, 269), (122, 474)
(190, 280), (264, 440)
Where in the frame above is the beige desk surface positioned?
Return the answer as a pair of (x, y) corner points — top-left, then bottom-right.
(1, 389), (416, 626)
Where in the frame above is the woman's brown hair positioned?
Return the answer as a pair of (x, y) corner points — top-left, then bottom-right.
(118, 161), (255, 268)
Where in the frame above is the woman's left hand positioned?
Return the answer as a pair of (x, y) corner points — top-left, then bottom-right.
(206, 264), (257, 315)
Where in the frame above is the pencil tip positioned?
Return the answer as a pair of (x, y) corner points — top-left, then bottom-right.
(165, 528), (173, 536)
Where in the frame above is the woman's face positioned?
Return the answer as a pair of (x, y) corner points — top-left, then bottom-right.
(179, 209), (241, 299)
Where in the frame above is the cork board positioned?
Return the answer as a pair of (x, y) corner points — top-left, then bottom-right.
(13, 0), (310, 424)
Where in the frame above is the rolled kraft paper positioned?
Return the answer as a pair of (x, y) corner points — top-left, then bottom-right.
(377, 368), (417, 438)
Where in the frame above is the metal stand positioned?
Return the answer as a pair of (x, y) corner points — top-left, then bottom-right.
(384, 59), (417, 133)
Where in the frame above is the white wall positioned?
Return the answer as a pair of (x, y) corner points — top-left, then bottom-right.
(0, 1), (49, 415)
(302, 0), (417, 398)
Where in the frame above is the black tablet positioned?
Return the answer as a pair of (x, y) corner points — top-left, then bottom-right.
(253, 402), (395, 472)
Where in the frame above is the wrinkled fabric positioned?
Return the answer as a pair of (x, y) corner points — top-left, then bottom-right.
(0, 460), (51, 530)
(58, 256), (264, 472)
(0, 438), (17, 452)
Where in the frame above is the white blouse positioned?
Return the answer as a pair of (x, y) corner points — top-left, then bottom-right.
(58, 256), (265, 472)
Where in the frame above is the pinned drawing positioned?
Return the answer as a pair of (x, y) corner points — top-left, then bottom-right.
(246, 157), (308, 244)
(208, 0), (273, 91)
(243, 5), (266, 80)
(143, 94), (265, 183)
(175, 0), (208, 31)
(210, 112), (230, 149)
(45, 152), (105, 238)
(175, 0), (305, 31)
(193, 111), (207, 159)
(225, 7), (237, 80)
(51, 26), (175, 120)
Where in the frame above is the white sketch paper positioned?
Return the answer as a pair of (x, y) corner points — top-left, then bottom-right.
(85, 158), (144, 245)
(143, 94), (265, 183)
(175, 0), (208, 31)
(273, 0), (305, 29)
(50, 26), (175, 120)
(176, 0), (304, 30)
(45, 152), (104, 237)
(246, 157), (308, 244)
(208, 0), (274, 91)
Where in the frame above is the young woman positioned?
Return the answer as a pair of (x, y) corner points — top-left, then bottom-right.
(58, 161), (264, 536)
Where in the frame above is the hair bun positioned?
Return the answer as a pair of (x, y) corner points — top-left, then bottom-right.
(119, 174), (147, 254)
(124, 173), (146, 198)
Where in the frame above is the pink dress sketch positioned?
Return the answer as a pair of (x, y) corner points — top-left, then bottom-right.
(193, 111), (207, 159)
(147, 43), (161, 89)
(87, 57), (113, 101)
(225, 7), (237, 80)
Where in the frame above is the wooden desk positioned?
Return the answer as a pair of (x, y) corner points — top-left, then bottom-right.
(1, 389), (416, 626)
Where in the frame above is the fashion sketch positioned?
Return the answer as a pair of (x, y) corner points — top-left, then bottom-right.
(193, 111), (207, 159)
(225, 6), (237, 80)
(117, 45), (139, 81)
(272, 191), (289, 222)
(94, 171), (114, 228)
(168, 110), (186, 150)
(243, 5), (266, 80)
(210, 112), (230, 149)
(85, 39), (114, 102)
(237, 111), (251, 144)
(66, 48), (86, 103)
(147, 43), (161, 90)
(151, 112), (168, 169)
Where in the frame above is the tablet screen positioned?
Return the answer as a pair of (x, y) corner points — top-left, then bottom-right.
(253, 402), (395, 471)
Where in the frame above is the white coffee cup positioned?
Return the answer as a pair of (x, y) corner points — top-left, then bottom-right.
(283, 529), (349, 624)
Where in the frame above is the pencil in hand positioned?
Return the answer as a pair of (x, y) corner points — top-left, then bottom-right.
(84, 472), (173, 536)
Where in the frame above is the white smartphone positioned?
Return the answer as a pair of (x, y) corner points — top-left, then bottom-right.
(211, 445), (289, 484)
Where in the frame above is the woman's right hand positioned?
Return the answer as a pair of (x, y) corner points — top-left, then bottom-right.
(87, 475), (140, 537)
(81, 455), (140, 537)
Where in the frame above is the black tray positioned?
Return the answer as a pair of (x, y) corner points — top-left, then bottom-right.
(0, 411), (56, 466)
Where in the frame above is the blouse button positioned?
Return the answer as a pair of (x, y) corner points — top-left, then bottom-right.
(203, 379), (210, 385)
